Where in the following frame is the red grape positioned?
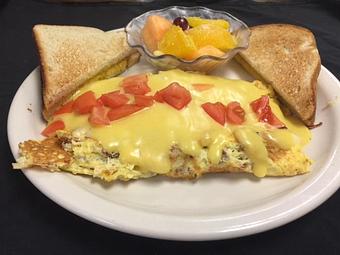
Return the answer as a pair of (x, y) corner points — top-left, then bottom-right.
(173, 17), (189, 31)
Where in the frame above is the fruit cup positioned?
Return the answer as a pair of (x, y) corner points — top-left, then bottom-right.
(125, 6), (250, 73)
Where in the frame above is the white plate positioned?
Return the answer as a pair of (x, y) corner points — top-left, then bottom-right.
(8, 57), (340, 241)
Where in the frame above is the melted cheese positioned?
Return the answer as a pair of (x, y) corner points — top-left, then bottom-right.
(53, 69), (311, 176)
(234, 128), (268, 177)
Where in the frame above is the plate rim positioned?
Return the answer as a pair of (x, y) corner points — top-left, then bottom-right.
(8, 63), (340, 241)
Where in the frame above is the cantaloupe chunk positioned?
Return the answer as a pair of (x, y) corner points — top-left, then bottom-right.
(141, 15), (172, 52)
(188, 45), (225, 60)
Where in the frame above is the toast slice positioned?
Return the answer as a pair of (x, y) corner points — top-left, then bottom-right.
(33, 25), (140, 120)
(236, 24), (321, 126)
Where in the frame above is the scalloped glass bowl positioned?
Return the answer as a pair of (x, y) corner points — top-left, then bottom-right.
(125, 6), (250, 73)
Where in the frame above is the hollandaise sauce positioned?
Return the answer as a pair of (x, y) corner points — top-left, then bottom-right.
(53, 70), (311, 177)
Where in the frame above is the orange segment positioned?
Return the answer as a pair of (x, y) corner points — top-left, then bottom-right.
(158, 25), (197, 60)
(187, 24), (236, 52)
(187, 17), (230, 29)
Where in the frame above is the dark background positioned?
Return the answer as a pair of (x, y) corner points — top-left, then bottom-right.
(1, 0), (340, 254)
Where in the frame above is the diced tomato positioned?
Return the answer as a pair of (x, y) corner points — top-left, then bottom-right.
(123, 83), (151, 95)
(250, 96), (285, 128)
(54, 101), (74, 115)
(122, 74), (148, 86)
(100, 91), (129, 109)
(225, 101), (245, 125)
(155, 82), (192, 110)
(89, 105), (110, 126)
(96, 98), (104, 107)
(41, 120), (65, 137)
(201, 102), (226, 126)
(134, 95), (154, 107)
(108, 105), (143, 121)
(265, 110), (286, 128)
(121, 74), (151, 95)
(192, 83), (214, 91)
(250, 95), (270, 117)
(73, 91), (97, 114)
(153, 91), (165, 103)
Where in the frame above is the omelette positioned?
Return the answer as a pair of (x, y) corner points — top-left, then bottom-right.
(13, 70), (312, 181)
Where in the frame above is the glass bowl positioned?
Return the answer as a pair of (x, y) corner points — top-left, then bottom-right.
(125, 6), (250, 73)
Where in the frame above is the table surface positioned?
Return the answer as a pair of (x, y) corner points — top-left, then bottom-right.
(1, 0), (340, 254)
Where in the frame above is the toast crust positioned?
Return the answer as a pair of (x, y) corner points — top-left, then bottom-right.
(237, 24), (321, 126)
